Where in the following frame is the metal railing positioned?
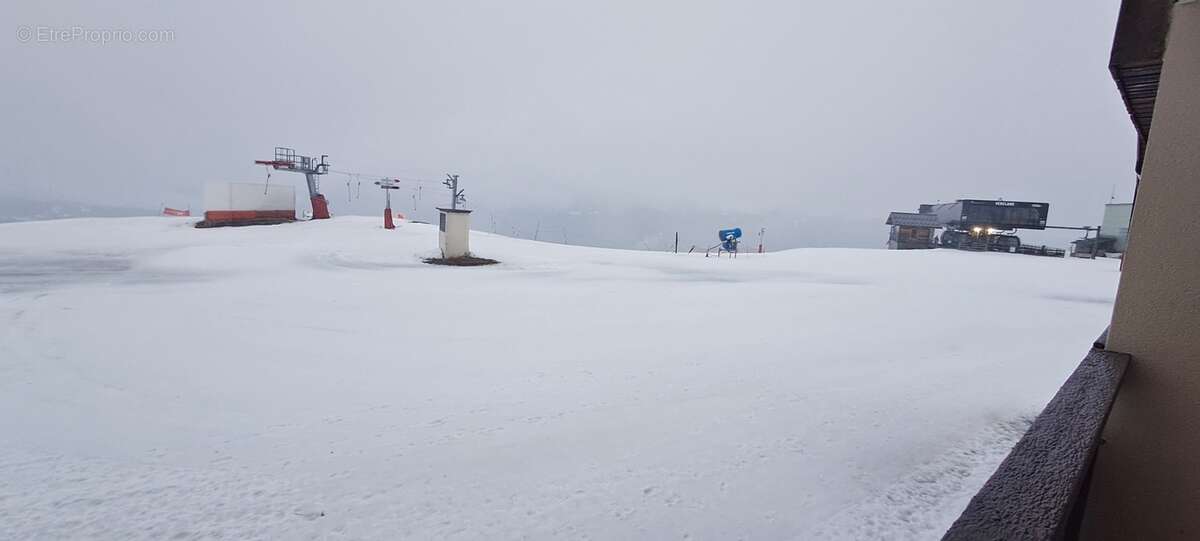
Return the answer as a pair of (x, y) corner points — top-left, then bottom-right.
(1017, 244), (1067, 258)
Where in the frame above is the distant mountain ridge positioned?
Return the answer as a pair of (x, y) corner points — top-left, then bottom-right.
(0, 196), (156, 224)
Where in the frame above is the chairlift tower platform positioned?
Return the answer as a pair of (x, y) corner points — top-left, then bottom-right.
(255, 147), (332, 219)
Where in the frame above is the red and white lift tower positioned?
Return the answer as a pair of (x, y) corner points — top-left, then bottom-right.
(255, 147), (332, 219)
(374, 178), (400, 229)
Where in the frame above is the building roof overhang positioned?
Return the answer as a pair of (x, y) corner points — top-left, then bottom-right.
(1109, 0), (1173, 173)
(885, 212), (941, 228)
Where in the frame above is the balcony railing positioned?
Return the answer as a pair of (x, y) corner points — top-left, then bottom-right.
(942, 340), (1130, 540)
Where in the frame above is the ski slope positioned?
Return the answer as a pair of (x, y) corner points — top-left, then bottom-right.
(0, 217), (1121, 539)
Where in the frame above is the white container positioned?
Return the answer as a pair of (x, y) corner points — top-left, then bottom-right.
(202, 182), (296, 225)
(204, 182), (295, 211)
(438, 208), (472, 258)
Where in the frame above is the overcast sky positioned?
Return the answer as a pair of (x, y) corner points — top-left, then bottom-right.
(2, 1), (1136, 248)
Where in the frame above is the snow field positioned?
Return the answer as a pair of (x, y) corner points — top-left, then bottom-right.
(0, 217), (1121, 539)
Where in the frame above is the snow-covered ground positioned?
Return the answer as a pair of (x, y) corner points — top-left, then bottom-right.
(0, 217), (1120, 539)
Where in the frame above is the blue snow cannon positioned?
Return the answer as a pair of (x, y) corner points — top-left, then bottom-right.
(719, 228), (742, 252)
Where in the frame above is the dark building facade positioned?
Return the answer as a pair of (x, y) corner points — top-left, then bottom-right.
(885, 212), (939, 249)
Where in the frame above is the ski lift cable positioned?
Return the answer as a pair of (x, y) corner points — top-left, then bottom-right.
(327, 168), (439, 185)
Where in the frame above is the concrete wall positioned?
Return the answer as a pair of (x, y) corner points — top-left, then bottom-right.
(1084, 3), (1200, 538)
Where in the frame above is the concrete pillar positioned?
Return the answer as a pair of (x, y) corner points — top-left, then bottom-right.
(1083, 2), (1200, 538)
